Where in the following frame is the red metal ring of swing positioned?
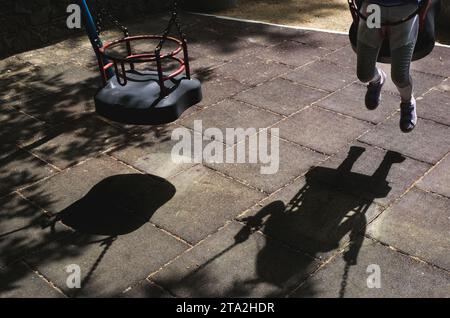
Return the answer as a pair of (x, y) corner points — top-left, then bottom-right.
(98, 35), (186, 85)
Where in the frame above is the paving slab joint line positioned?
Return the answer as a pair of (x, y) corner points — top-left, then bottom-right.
(232, 153), (336, 220)
(286, 241), (353, 297)
(175, 88), (243, 123)
(418, 188), (450, 201)
(4, 171), (61, 202)
(21, 260), (70, 298)
(280, 75), (336, 94)
(362, 235), (450, 276)
(310, 103), (379, 126)
(270, 114), (376, 163)
(357, 153), (446, 237)
(231, 153), (340, 218)
(231, 98), (289, 118)
(119, 276), (176, 298)
(25, 148), (62, 172)
(108, 151), (201, 180)
(410, 151), (450, 200)
(415, 115), (450, 128)
(103, 153), (147, 175)
(14, 191), (56, 218)
(147, 222), (193, 248)
(356, 137), (445, 167)
(234, 218), (328, 262)
(181, 51), (324, 121)
(146, 221), (234, 280)
(173, 123), (231, 147)
(291, 38), (349, 52)
(13, 154), (122, 205)
(146, 278), (179, 298)
(202, 164), (270, 195)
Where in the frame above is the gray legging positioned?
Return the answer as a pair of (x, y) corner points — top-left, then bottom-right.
(356, 1), (419, 102)
(357, 40), (416, 100)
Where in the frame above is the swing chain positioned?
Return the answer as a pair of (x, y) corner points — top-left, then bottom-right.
(156, 0), (186, 53)
(95, 0), (129, 38)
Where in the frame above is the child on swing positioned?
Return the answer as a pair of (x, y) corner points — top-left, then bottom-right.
(357, 0), (424, 133)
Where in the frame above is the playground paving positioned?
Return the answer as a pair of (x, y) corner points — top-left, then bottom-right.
(0, 13), (450, 298)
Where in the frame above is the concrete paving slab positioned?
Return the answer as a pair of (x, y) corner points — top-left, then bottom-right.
(298, 31), (350, 51)
(292, 237), (450, 298)
(417, 154), (450, 198)
(193, 70), (249, 107)
(275, 107), (372, 155)
(109, 125), (197, 179)
(259, 41), (330, 67)
(282, 59), (355, 93)
(368, 187), (450, 271)
(359, 116), (450, 164)
(29, 116), (130, 169)
(411, 46), (450, 78)
(0, 262), (63, 298)
(0, 215), (72, 269)
(417, 89), (450, 126)
(19, 155), (137, 215)
(189, 29), (265, 63)
(206, 134), (327, 193)
(235, 77), (328, 116)
(151, 221), (320, 298)
(0, 149), (56, 197)
(0, 106), (48, 147)
(150, 165), (266, 244)
(215, 54), (293, 86)
(7, 87), (96, 125)
(179, 99), (283, 146)
(315, 83), (400, 124)
(121, 280), (173, 298)
(25, 223), (189, 297)
(322, 45), (357, 70)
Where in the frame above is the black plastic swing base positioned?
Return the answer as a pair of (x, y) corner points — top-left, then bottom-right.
(95, 70), (202, 125)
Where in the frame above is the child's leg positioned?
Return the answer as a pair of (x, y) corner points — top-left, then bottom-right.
(389, 9), (419, 133)
(390, 42), (416, 103)
(357, 40), (386, 109)
(391, 42), (418, 132)
(356, 0), (385, 85)
(357, 41), (383, 84)
(356, 1), (387, 109)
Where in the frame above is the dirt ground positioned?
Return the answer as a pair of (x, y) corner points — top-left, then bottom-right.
(216, 0), (450, 44)
(216, 0), (354, 32)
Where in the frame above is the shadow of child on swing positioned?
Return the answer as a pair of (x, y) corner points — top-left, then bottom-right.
(231, 146), (405, 297)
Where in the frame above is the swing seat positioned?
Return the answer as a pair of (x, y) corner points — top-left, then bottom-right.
(81, 0), (203, 126)
(95, 70), (202, 125)
(348, 0), (441, 63)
